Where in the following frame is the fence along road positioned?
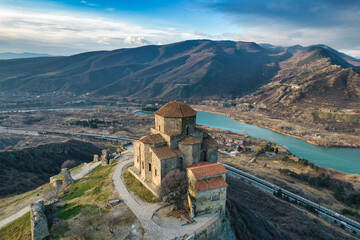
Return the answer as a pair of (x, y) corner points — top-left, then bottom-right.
(224, 164), (360, 235)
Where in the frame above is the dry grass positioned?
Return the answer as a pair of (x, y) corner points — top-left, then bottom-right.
(47, 161), (143, 239)
(0, 212), (31, 240)
(0, 184), (51, 222)
(122, 171), (157, 203)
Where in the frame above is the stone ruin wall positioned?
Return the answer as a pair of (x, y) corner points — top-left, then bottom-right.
(30, 201), (49, 240)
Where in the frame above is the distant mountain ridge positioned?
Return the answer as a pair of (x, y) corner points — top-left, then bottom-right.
(0, 52), (53, 60)
(0, 40), (359, 101)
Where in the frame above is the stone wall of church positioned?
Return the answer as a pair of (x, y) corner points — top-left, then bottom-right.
(150, 153), (162, 187)
(150, 126), (184, 149)
(180, 116), (196, 135)
(187, 171), (197, 198)
(195, 187), (227, 216)
(133, 141), (141, 171)
(134, 141), (152, 179)
(161, 156), (182, 178)
(154, 115), (183, 133)
(154, 114), (196, 136)
(178, 143), (201, 168)
(201, 147), (218, 163)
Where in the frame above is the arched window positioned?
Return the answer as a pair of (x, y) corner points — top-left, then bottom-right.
(200, 151), (207, 162)
(186, 125), (189, 135)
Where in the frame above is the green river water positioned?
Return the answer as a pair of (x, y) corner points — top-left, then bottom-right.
(196, 111), (360, 174)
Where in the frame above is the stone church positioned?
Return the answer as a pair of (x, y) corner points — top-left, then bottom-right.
(132, 101), (227, 217)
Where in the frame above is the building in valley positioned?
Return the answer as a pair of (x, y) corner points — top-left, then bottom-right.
(131, 101), (227, 217)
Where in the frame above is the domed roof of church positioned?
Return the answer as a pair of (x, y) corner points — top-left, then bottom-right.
(155, 101), (196, 118)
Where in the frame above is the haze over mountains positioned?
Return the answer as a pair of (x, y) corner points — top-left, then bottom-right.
(0, 40), (359, 102)
(0, 52), (52, 60)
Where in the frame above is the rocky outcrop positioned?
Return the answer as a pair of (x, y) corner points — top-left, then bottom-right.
(61, 168), (74, 188)
(30, 200), (49, 240)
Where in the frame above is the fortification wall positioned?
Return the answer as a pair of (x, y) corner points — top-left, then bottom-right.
(173, 214), (235, 240)
(30, 201), (49, 240)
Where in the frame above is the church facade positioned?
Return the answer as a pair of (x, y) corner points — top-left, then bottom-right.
(132, 101), (227, 217)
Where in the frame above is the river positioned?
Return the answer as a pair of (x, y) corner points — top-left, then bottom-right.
(196, 111), (360, 174)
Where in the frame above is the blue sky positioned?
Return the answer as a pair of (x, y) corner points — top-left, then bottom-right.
(0, 0), (359, 57)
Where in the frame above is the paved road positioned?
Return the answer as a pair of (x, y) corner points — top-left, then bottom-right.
(0, 161), (100, 229)
(112, 149), (219, 240)
(0, 126), (137, 142)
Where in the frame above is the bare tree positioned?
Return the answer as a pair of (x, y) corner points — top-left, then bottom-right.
(61, 160), (76, 169)
(160, 169), (188, 210)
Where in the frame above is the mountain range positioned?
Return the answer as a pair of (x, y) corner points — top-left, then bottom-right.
(0, 52), (53, 60)
(0, 40), (359, 102)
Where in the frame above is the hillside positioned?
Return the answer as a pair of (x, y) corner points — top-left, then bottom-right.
(0, 40), (359, 103)
(0, 40), (282, 100)
(240, 47), (360, 136)
(0, 140), (100, 197)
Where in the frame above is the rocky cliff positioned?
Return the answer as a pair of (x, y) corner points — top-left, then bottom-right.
(226, 175), (357, 240)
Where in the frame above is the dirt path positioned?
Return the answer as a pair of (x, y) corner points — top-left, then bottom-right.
(112, 148), (219, 240)
(0, 161), (100, 229)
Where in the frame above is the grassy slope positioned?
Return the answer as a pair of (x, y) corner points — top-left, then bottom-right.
(122, 170), (157, 203)
(46, 162), (141, 239)
(0, 212), (31, 240)
(0, 160), (142, 240)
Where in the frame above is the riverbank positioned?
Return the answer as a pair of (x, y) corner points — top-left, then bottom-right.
(192, 105), (360, 148)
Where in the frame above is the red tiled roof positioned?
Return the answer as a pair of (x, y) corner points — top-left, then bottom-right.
(179, 136), (202, 145)
(196, 176), (228, 192)
(139, 134), (166, 145)
(165, 131), (182, 137)
(201, 136), (218, 149)
(150, 145), (182, 160)
(155, 101), (196, 118)
(187, 162), (227, 179)
(187, 162), (210, 168)
(195, 126), (209, 135)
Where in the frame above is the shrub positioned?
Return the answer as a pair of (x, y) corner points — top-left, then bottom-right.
(62, 160), (76, 169)
(341, 208), (357, 216)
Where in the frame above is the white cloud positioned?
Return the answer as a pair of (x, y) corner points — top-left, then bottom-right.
(80, 1), (96, 7)
(339, 49), (360, 59)
(0, 6), (197, 55)
(124, 36), (150, 45)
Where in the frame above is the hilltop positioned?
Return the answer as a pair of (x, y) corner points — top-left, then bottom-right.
(0, 40), (359, 102)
